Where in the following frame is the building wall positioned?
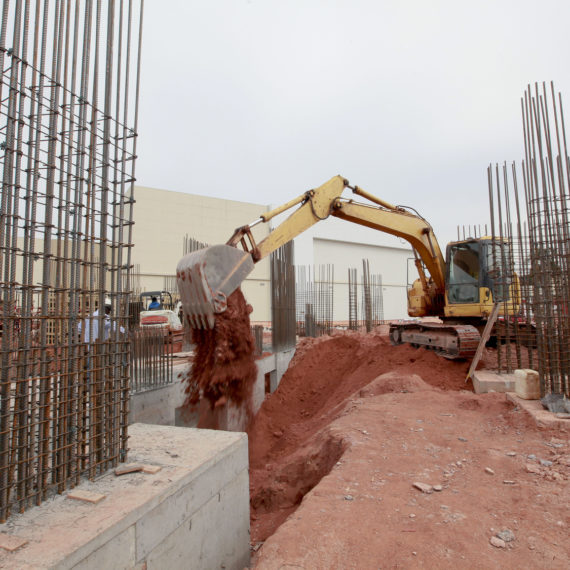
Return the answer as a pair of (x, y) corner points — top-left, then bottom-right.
(290, 216), (414, 321)
(132, 186), (272, 321)
(313, 238), (413, 321)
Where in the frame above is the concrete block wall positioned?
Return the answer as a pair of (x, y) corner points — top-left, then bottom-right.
(0, 424), (250, 570)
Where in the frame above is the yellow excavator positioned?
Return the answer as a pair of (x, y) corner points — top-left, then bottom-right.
(176, 175), (519, 359)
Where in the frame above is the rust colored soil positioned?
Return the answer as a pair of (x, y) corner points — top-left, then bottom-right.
(183, 288), (257, 421)
(248, 330), (569, 569)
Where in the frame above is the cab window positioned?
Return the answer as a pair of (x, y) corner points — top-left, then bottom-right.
(447, 242), (480, 304)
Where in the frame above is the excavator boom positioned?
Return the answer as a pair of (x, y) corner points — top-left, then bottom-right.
(177, 176), (446, 329)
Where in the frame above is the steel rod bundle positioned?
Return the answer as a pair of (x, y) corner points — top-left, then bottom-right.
(487, 82), (569, 398)
(360, 259), (384, 332)
(0, 0), (143, 521)
(270, 241), (295, 351)
(295, 264), (334, 338)
(521, 82), (570, 398)
(130, 327), (173, 393)
(348, 267), (358, 330)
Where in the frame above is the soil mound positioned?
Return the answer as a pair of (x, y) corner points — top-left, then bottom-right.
(358, 371), (431, 397)
(183, 288), (257, 412)
(248, 330), (475, 542)
(249, 331), (471, 465)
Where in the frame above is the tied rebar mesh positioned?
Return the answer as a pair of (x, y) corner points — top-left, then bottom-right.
(522, 83), (570, 398)
(0, 0), (143, 521)
(486, 82), (569, 398)
(487, 168), (537, 373)
(270, 241), (295, 351)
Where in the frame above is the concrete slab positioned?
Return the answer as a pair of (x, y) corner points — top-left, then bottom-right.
(471, 370), (517, 394)
(506, 393), (570, 431)
(0, 424), (250, 570)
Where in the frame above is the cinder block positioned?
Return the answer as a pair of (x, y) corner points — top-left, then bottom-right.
(471, 370), (516, 394)
(514, 369), (540, 400)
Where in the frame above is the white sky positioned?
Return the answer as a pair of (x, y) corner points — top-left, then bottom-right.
(136, 0), (570, 248)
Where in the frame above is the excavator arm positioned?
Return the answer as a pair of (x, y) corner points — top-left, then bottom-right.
(177, 175), (446, 329)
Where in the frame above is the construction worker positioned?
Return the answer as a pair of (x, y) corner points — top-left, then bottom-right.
(148, 296), (160, 310)
(78, 298), (125, 343)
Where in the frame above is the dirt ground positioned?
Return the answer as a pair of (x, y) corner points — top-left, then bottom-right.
(247, 329), (569, 569)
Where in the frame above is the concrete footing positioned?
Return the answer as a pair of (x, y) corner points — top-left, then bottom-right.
(0, 424), (250, 570)
(471, 370), (517, 394)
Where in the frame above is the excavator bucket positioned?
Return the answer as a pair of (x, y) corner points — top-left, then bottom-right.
(176, 245), (255, 329)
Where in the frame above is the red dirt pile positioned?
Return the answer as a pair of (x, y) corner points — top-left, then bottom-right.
(183, 288), (257, 413)
(248, 330), (569, 569)
(247, 329), (473, 541)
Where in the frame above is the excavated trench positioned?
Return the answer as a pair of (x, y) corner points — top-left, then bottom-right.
(250, 428), (348, 515)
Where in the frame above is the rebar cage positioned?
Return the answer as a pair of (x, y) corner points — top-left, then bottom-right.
(0, 0), (143, 521)
(488, 82), (570, 398)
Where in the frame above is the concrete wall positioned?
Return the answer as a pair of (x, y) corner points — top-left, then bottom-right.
(0, 424), (250, 570)
(129, 363), (188, 426)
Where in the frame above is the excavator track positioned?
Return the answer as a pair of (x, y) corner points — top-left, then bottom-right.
(389, 322), (481, 360)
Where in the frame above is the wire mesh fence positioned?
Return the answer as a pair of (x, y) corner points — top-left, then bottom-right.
(0, 0), (143, 521)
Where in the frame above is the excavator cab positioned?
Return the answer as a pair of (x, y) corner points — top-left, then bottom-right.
(444, 237), (518, 318)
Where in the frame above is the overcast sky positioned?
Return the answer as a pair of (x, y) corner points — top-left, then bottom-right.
(136, 0), (570, 248)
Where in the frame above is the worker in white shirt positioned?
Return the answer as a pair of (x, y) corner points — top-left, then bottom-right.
(78, 298), (125, 343)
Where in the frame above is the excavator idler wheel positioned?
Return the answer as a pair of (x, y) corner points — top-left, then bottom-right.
(389, 327), (402, 346)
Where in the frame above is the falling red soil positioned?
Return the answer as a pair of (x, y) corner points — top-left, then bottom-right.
(247, 329), (569, 569)
(183, 288), (257, 424)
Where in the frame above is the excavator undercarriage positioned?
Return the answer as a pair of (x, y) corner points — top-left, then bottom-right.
(388, 322), (481, 359)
